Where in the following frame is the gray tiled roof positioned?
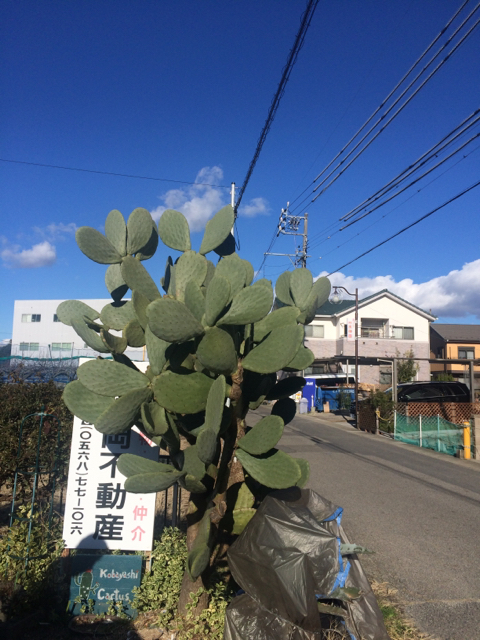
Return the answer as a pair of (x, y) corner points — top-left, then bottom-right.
(315, 288), (435, 319)
(431, 324), (480, 342)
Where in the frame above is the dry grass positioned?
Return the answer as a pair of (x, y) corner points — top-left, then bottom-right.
(371, 580), (432, 640)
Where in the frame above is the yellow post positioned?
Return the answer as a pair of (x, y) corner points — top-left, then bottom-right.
(463, 421), (471, 460)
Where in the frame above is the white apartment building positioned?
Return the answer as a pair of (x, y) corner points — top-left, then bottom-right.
(11, 299), (145, 361)
(305, 289), (436, 385)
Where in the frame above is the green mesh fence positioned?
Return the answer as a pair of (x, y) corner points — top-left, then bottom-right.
(394, 412), (464, 456)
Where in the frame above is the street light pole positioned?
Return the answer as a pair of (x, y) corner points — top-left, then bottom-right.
(331, 286), (359, 427)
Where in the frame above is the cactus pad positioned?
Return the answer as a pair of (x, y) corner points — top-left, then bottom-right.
(215, 253), (246, 300)
(121, 255), (161, 302)
(271, 398), (296, 425)
(197, 428), (218, 464)
(175, 250), (208, 301)
(294, 458), (310, 487)
(100, 328), (127, 354)
(285, 345), (315, 371)
(180, 445), (206, 480)
(204, 275), (231, 326)
(76, 226), (123, 264)
(199, 204), (234, 255)
(72, 318), (110, 353)
(238, 415), (284, 455)
(184, 280), (205, 322)
(124, 471), (182, 493)
(77, 359), (149, 396)
(63, 380), (114, 424)
(225, 508), (256, 535)
(105, 209), (127, 256)
(95, 386), (153, 434)
(136, 218), (159, 261)
(196, 327), (237, 375)
(290, 268), (313, 310)
(147, 298), (205, 342)
(235, 448), (301, 489)
(253, 306), (300, 342)
(266, 376), (306, 400)
(100, 300), (136, 330)
(144, 325), (169, 374)
(153, 371), (213, 414)
(275, 271), (294, 305)
(105, 263), (128, 301)
(126, 208), (155, 255)
(157, 209), (191, 252)
(117, 453), (177, 477)
(124, 319), (145, 347)
(204, 374), (227, 434)
(242, 324), (304, 373)
(56, 300), (99, 326)
(218, 284), (273, 325)
(141, 400), (169, 436)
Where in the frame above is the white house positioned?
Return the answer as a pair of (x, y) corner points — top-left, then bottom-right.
(11, 299), (145, 361)
(304, 289), (436, 385)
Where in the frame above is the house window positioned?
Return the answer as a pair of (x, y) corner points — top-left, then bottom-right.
(19, 343), (39, 352)
(304, 364), (326, 375)
(53, 314), (60, 322)
(379, 366), (392, 385)
(361, 319), (387, 338)
(392, 326), (414, 340)
(458, 347), (475, 359)
(51, 343), (72, 351)
(21, 314), (41, 323)
(305, 325), (325, 338)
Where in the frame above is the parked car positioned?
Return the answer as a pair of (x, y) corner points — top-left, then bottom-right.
(385, 381), (470, 403)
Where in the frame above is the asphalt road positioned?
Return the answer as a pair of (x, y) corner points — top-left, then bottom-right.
(251, 406), (480, 640)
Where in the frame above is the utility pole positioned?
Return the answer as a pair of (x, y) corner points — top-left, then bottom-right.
(264, 203), (310, 271)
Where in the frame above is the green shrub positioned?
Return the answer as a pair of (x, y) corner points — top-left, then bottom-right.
(0, 505), (65, 619)
(0, 372), (72, 502)
(133, 527), (233, 638)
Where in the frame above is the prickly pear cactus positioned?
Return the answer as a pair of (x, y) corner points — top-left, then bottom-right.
(60, 204), (331, 591)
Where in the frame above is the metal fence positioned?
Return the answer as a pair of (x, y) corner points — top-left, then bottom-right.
(394, 412), (464, 456)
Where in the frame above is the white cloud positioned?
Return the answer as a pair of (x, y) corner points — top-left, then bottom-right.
(238, 197), (270, 218)
(33, 222), (77, 241)
(317, 259), (480, 320)
(151, 166), (225, 232)
(1, 241), (56, 268)
(151, 166), (270, 232)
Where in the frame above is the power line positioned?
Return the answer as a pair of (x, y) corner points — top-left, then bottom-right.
(0, 157), (230, 188)
(311, 9), (480, 204)
(310, 142), (480, 257)
(235, 0), (320, 213)
(327, 178), (480, 275)
(307, 110), (480, 247)
(340, 109), (480, 222)
(288, 1), (480, 216)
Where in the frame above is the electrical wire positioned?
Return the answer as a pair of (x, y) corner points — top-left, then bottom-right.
(341, 109), (480, 222)
(340, 131), (480, 231)
(288, 0), (479, 216)
(0, 157), (230, 188)
(313, 142), (480, 257)
(311, 9), (480, 204)
(327, 179), (480, 275)
(234, 0), (320, 213)
(306, 110), (480, 247)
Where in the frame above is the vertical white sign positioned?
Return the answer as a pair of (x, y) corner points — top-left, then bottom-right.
(63, 360), (158, 551)
(347, 319), (355, 342)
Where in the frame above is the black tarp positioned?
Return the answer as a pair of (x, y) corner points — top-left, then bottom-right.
(224, 488), (390, 640)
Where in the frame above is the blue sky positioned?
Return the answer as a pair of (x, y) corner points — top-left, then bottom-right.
(1, 0), (479, 342)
